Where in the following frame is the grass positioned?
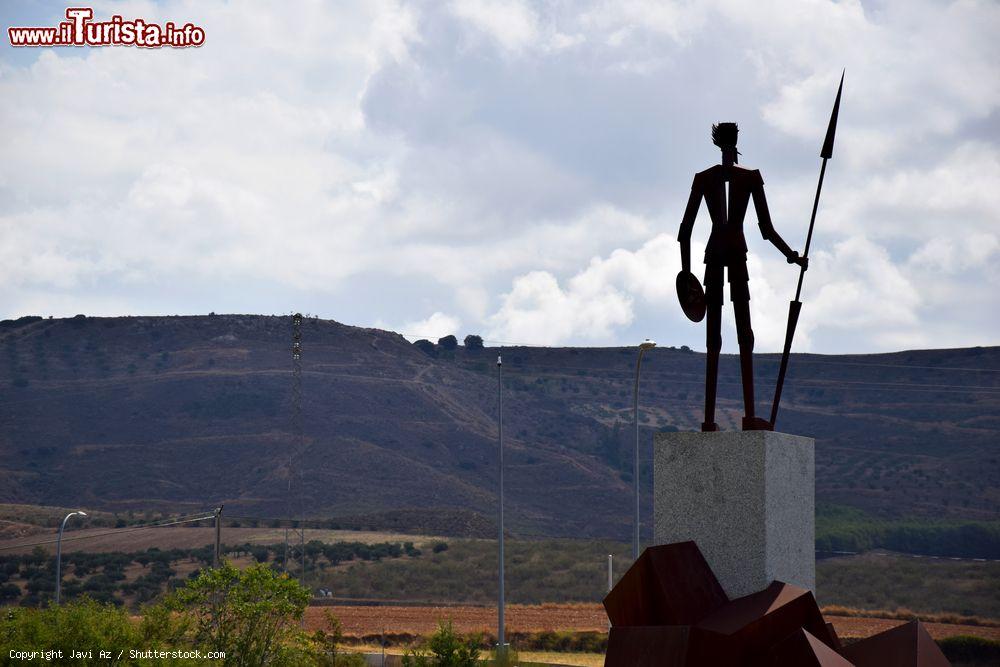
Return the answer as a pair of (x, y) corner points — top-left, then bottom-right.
(4, 504), (998, 620)
(349, 645), (604, 667)
(0, 503), (117, 528)
(938, 636), (1000, 666)
(314, 538), (631, 605)
(318, 536), (1000, 620)
(821, 605), (1000, 628)
(817, 551), (1000, 618)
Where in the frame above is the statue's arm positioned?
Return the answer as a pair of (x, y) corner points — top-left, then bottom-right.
(678, 175), (702, 273)
(752, 172), (804, 266)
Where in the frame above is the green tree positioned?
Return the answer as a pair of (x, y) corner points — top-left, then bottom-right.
(165, 562), (310, 666)
(311, 611), (366, 666)
(402, 621), (480, 667)
(413, 340), (437, 357)
(437, 335), (458, 351)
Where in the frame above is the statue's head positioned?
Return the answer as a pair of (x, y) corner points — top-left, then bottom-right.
(712, 122), (739, 164)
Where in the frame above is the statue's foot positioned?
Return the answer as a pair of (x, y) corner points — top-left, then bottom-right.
(742, 416), (773, 431)
(701, 421), (720, 432)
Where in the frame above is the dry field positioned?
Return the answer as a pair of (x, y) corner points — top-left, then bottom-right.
(304, 603), (1000, 642)
(0, 526), (440, 555)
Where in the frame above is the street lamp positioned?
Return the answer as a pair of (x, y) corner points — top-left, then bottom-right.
(633, 339), (656, 561)
(496, 354), (507, 656)
(55, 510), (87, 604)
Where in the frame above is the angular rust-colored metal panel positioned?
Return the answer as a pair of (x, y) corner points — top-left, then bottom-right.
(604, 626), (737, 667)
(601, 541), (945, 667)
(757, 628), (855, 666)
(695, 581), (837, 661)
(604, 542), (729, 627)
(840, 620), (951, 667)
(604, 626), (692, 667)
(825, 622), (843, 651)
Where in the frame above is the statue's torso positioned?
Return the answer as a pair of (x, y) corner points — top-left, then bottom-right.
(696, 164), (762, 265)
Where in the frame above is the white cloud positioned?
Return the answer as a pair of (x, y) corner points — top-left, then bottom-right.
(488, 233), (698, 345)
(450, 0), (539, 53)
(488, 270), (633, 345)
(802, 236), (921, 350)
(399, 311), (462, 341)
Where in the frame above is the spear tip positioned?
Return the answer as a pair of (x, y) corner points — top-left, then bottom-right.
(820, 70), (844, 159)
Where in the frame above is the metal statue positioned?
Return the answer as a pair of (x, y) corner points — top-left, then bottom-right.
(678, 123), (808, 432)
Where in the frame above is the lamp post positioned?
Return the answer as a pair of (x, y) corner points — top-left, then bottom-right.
(633, 339), (656, 561)
(496, 354), (506, 656)
(55, 510), (87, 604)
(213, 505), (224, 568)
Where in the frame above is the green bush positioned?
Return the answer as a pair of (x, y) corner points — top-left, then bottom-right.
(402, 621), (481, 666)
(311, 611), (367, 666)
(0, 591), (364, 666)
(0, 598), (156, 662)
(938, 635), (1000, 664)
(164, 562), (310, 665)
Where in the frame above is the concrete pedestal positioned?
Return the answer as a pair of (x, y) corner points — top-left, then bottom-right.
(653, 431), (814, 599)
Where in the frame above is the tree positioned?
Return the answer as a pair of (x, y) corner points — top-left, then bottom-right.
(403, 621), (481, 667)
(437, 335), (458, 350)
(413, 339), (437, 357)
(165, 562), (310, 665)
(463, 335), (484, 350)
(313, 611), (366, 666)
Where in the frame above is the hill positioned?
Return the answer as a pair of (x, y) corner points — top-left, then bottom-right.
(0, 314), (998, 538)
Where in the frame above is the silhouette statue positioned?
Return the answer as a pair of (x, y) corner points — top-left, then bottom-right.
(677, 123), (807, 432)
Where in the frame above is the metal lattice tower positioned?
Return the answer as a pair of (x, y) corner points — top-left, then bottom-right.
(285, 313), (306, 581)
(292, 313), (303, 444)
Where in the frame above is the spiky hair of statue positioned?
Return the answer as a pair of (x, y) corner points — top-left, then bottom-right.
(711, 122), (739, 149)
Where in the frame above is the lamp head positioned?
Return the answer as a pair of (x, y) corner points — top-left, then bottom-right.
(639, 339), (657, 351)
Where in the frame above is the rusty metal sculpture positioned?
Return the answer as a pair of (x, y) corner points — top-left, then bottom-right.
(604, 542), (952, 666)
(678, 74), (844, 432)
(677, 122), (807, 433)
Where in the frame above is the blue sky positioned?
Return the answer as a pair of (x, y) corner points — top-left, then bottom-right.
(1, 0), (998, 353)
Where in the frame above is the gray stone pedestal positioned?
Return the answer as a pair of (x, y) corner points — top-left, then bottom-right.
(653, 431), (814, 599)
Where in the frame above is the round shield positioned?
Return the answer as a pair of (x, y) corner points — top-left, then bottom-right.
(676, 270), (706, 322)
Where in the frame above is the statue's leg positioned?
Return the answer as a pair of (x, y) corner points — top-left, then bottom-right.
(733, 289), (772, 431)
(733, 299), (756, 416)
(701, 262), (723, 432)
(704, 303), (721, 432)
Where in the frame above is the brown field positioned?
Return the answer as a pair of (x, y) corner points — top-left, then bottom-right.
(0, 526), (441, 555)
(304, 604), (1000, 642)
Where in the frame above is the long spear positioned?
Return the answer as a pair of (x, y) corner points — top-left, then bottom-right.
(770, 71), (844, 427)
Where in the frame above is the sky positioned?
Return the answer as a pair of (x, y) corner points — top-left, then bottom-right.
(1, 0), (998, 354)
